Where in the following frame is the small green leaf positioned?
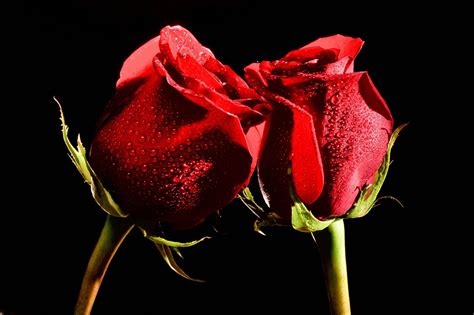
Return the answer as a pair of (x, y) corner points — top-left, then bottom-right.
(155, 243), (204, 282)
(346, 124), (407, 219)
(290, 183), (334, 232)
(55, 97), (128, 218)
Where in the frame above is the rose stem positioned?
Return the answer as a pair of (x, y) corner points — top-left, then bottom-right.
(75, 215), (134, 315)
(312, 220), (351, 315)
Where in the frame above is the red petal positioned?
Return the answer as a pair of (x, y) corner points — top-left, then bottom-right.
(307, 72), (393, 218)
(282, 46), (327, 63)
(302, 34), (363, 68)
(159, 25), (214, 67)
(256, 105), (294, 215)
(117, 35), (160, 89)
(245, 122), (265, 181)
(290, 106), (324, 206)
(176, 52), (226, 93)
(283, 35), (363, 73)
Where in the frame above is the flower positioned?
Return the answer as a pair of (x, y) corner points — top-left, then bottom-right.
(89, 25), (266, 229)
(245, 35), (393, 220)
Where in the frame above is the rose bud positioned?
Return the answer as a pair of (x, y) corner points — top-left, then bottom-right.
(244, 35), (395, 226)
(83, 26), (267, 230)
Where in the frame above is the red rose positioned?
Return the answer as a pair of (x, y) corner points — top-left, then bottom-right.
(245, 35), (393, 220)
(90, 26), (266, 229)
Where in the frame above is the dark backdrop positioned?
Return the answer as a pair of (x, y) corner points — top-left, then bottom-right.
(4, 1), (469, 314)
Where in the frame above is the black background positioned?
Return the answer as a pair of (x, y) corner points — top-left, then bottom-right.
(4, 1), (470, 314)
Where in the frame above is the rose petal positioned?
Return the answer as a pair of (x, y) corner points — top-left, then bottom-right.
(282, 46), (329, 63)
(245, 122), (266, 180)
(117, 35), (160, 89)
(159, 25), (214, 66)
(290, 106), (324, 206)
(307, 72), (393, 218)
(176, 52), (225, 93)
(282, 35), (363, 73)
(302, 34), (363, 72)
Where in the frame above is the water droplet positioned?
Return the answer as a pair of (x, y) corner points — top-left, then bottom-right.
(330, 93), (339, 104)
(152, 168), (158, 175)
(141, 164), (148, 172)
(139, 135), (146, 143)
(129, 149), (136, 156)
(149, 149), (157, 156)
(161, 155), (167, 161)
(185, 138), (192, 145)
(139, 149), (146, 155)
(127, 129), (134, 135)
(152, 157), (158, 163)
(126, 142), (133, 149)
(151, 138), (157, 144)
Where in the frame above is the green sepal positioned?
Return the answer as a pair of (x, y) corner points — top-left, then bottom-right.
(345, 124), (407, 219)
(56, 97), (128, 218)
(238, 187), (287, 234)
(154, 243), (204, 282)
(141, 227), (209, 282)
(253, 212), (286, 235)
(141, 228), (211, 248)
(238, 187), (266, 218)
(290, 183), (335, 232)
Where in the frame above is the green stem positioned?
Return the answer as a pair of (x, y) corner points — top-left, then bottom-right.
(312, 220), (351, 315)
(75, 215), (134, 315)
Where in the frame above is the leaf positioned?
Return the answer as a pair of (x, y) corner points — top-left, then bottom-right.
(55, 97), (128, 218)
(290, 182), (334, 232)
(155, 243), (204, 282)
(345, 124), (407, 219)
